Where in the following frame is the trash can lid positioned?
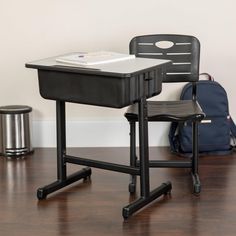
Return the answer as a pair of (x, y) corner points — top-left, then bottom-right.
(0, 105), (32, 114)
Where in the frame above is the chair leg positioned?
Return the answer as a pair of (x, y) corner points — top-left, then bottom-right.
(191, 121), (201, 194)
(129, 121), (137, 193)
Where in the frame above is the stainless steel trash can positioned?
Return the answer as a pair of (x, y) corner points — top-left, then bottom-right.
(0, 105), (33, 156)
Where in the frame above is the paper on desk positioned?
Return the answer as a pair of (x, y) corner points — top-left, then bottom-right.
(56, 51), (135, 66)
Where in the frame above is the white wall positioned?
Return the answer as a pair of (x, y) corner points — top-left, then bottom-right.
(1, 0), (236, 147)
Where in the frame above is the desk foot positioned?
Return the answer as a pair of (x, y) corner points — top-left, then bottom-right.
(37, 167), (92, 200)
(122, 181), (172, 219)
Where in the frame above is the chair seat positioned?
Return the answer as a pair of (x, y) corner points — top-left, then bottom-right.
(125, 100), (205, 122)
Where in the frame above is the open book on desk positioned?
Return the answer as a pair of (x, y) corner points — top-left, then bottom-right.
(56, 51), (135, 66)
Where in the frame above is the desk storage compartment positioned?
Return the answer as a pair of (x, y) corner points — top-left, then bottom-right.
(38, 69), (162, 108)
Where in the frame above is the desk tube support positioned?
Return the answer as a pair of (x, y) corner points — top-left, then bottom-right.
(138, 96), (150, 197)
(129, 121), (137, 193)
(122, 74), (172, 219)
(56, 100), (67, 181)
(36, 101), (92, 200)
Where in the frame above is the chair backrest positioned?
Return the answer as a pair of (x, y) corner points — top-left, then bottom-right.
(129, 34), (200, 83)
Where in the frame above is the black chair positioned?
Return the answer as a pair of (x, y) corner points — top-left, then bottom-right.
(124, 34), (205, 194)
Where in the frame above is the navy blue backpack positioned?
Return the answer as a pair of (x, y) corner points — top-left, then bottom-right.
(169, 73), (236, 156)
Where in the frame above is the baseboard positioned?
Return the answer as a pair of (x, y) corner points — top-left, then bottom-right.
(32, 119), (170, 147)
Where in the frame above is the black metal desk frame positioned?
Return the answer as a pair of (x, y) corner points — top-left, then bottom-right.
(26, 57), (172, 219)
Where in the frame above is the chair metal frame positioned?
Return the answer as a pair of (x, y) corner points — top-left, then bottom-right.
(125, 34), (205, 194)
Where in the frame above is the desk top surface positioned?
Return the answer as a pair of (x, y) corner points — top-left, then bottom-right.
(26, 54), (171, 78)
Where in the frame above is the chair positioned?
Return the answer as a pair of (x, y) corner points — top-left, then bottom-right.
(124, 34), (205, 194)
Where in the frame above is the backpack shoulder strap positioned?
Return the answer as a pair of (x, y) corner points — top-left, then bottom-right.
(229, 116), (236, 151)
(230, 116), (236, 138)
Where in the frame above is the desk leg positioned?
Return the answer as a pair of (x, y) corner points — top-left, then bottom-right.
(123, 96), (172, 219)
(128, 121), (137, 193)
(37, 101), (91, 200)
(56, 100), (67, 181)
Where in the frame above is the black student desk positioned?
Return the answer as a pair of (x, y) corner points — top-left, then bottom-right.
(26, 55), (172, 219)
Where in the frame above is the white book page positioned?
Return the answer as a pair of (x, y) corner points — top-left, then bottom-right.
(56, 51), (135, 66)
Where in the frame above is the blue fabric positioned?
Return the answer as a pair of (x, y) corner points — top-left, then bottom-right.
(169, 80), (236, 155)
